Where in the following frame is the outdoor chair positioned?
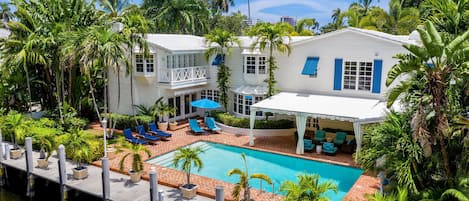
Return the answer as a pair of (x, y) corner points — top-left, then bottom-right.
(205, 117), (221, 133)
(334, 132), (347, 145)
(340, 139), (356, 154)
(314, 130), (326, 143)
(304, 139), (315, 152)
(136, 125), (160, 144)
(148, 122), (172, 138)
(322, 142), (338, 155)
(189, 119), (204, 134)
(123, 128), (148, 145)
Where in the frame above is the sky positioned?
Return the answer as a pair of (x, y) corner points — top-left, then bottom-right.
(1, 0), (390, 27)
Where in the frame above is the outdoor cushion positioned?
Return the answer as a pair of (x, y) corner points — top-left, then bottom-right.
(149, 122), (172, 137)
(136, 125), (160, 142)
(314, 130), (326, 142)
(334, 132), (347, 145)
(206, 117), (221, 132)
(304, 139), (315, 152)
(189, 119), (204, 133)
(322, 142), (338, 155)
(123, 128), (148, 145)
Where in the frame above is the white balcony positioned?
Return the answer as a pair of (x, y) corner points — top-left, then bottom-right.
(158, 66), (208, 89)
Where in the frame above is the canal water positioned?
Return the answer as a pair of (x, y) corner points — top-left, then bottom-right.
(0, 187), (27, 201)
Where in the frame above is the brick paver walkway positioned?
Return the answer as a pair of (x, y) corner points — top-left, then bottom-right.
(91, 122), (378, 201)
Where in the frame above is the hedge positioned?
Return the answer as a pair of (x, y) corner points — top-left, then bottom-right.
(102, 113), (154, 131)
(211, 111), (294, 129)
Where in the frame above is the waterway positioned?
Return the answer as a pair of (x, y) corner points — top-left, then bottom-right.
(0, 187), (27, 201)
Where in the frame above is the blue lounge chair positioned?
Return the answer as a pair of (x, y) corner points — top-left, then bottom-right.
(136, 125), (160, 143)
(304, 139), (315, 152)
(322, 142), (338, 155)
(205, 117), (221, 132)
(189, 119), (204, 134)
(148, 122), (172, 138)
(123, 128), (148, 145)
(314, 130), (326, 143)
(334, 132), (347, 145)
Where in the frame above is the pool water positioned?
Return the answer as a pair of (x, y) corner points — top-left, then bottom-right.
(146, 141), (363, 200)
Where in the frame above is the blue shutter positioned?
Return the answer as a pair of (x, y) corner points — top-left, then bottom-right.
(333, 58), (343, 91)
(372, 59), (383, 94)
(212, 54), (222, 65)
(301, 57), (319, 76)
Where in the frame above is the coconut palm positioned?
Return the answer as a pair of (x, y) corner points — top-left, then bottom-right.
(227, 153), (272, 201)
(280, 173), (338, 201)
(118, 141), (151, 173)
(386, 21), (469, 184)
(3, 111), (28, 149)
(248, 23), (292, 97)
(0, 2), (13, 27)
(205, 29), (240, 110)
(422, 0), (469, 35)
(209, 0), (235, 13)
(172, 147), (204, 187)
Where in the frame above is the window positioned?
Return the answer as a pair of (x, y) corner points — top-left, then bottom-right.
(244, 56), (267, 75)
(233, 93), (264, 116)
(246, 56), (256, 74)
(136, 54), (144, 72)
(135, 54), (154, 73)
(166, 54), (198, 68)
(201, 89), (219, 102)
(343, 61), (373, 91)
(258, 57), (266, 74)
(306, 118), (319, 129)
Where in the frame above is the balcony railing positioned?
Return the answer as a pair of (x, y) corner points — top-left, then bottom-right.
(159, 66), (208, 85)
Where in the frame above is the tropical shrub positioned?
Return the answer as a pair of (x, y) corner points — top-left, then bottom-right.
(60, 129), (93, 168)
(173, 147), (204, 188)
(211, 111), (294, 129)
(119, 141), (151, 173)
(102, 113), (153, 131)
(63, 117), (89, 131)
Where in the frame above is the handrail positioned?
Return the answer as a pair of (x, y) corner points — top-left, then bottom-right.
(159, 66), (208, 83)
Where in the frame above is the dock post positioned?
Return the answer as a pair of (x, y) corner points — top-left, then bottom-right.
(25, 137), (34, 197)
(158, 190), (164, 201)
(101, 157), (110, 201)
(149, 167), (158, 201)
(215, 186), (224, 201)
(4, 143), (10, 160)
(58, 145), (67, 201)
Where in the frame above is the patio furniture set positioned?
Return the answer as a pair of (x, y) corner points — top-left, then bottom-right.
(302, 130), (356, 155)
(123, 122), (173, 145)
(188, 117), (221, 134)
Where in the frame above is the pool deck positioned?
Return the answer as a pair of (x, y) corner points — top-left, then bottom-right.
(91, 122), (379, 201)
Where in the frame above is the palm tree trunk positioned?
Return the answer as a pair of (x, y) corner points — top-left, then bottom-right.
(24, 65), (32, 114)
(130, 51), (137, 124)
(68, 65), (73, 105)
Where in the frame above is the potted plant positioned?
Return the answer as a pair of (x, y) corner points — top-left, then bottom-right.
(62, 129), (91, 180)
(118, 141), (151, 183)
(4, 112), (28, 159)
(169, 118), (178, 131)
(172, 147), (205, 199)
(33, 132), (56, 169)
(156, 102), (175, 131)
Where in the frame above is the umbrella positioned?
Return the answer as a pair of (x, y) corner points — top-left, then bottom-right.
(190, 98), (221, 109)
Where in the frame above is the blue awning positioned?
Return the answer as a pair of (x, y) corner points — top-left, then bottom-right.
(301, 57), (319, 76)
(212, 54), (223, 65)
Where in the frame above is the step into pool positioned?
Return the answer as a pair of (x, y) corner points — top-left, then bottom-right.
(146, 141), (363, 200)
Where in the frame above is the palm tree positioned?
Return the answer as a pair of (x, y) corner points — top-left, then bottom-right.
(205, 29), (240, 110)
(295, 18), (319, 34)
(118, 141), (151, 173)
(386, 21), (469, 184)
(147, 0), (210, 34)
(227, 153), (272, 201)
(172, 147), (205, 187)
(280, 174), (338, 201)
(358, 0), (379, 15)
(0, 2), (13, 27)
(61, 129), (92, 169)
(365, 187), (408, 201)
(3, 111), (28, 149)
(248, 23), (292, 97)
(209, 0), (235, 13)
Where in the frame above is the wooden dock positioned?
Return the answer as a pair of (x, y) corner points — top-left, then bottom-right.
(1, 151), (213, 201)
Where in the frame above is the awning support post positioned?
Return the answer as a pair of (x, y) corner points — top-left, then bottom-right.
(295, 113), (307, 154)
(249, 110), (256, 146)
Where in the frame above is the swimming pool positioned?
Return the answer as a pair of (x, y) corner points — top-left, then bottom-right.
(146, 141), (363, 200)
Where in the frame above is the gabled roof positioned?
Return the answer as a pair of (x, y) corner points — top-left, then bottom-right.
(145, 34), (207, 53)
(237, 36), (313, 48)
(293, 27), (419, 46)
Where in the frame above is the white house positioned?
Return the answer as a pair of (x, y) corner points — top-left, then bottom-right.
(108, 27), (419, 154)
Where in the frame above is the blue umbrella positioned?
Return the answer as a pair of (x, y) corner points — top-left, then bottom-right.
(190, 98), (221, 109)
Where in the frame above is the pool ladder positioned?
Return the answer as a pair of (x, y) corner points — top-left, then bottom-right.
(258, 180), (275, 198)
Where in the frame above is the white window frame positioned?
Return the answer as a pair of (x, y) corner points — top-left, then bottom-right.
(244, 55), (267, 75)
(233, 93), (265, 116)
(342, 60), (373, 91)
(201, 89), (219, 103)
(135, 54), (155, 74)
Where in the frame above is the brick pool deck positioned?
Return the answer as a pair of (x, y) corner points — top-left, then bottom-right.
(91, 123), (379, 201)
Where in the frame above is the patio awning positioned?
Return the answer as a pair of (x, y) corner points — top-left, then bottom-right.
(250, 92), (388, 123)
(248, 92), (390, 158)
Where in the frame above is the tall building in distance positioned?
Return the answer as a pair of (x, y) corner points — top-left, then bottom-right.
(280, 16), (296, 26)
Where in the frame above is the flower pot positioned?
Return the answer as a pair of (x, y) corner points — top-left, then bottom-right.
(316, 145), (322, 154)
(129, 170), (142, 183)
(37, 159), (48, 169)
(169, 122), (178, 131)
(73, 167), (88, 180)
(180, 184), (198, 199)
(10, 149), (23, 159)
(158, 122), (168, 131)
